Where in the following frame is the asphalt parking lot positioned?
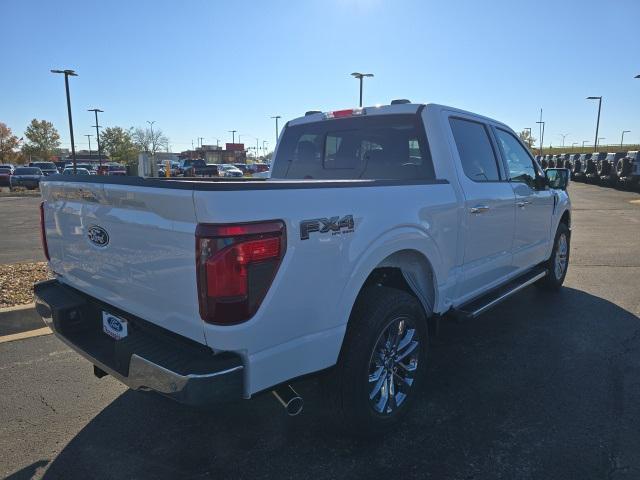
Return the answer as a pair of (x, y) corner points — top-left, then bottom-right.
(1, 182), (639, 479)
(0, 195), (44, 264)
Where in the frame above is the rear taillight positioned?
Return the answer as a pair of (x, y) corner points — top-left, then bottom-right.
(39, 201), (50, 261)
(196, 221), (286, 325)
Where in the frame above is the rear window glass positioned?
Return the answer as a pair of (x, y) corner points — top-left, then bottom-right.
(15, 168), (41, 175)
(271, 114), (434, 180)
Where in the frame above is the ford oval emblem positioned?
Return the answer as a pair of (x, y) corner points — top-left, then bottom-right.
(87, 225), (109, 247)
(107, 316), (123, 332)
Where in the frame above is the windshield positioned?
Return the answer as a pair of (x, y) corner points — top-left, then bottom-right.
(32, 162), (56, 169)
(15, 167), (41, 175)
(271, 114), (433, 180)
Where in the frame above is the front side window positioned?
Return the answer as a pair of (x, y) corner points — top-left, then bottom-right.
(494, 128), (538, 184)
(271, 114), (433, 180)
(449, 118), (500, 182)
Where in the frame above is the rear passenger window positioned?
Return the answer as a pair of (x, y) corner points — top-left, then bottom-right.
(449, 118), (500, 182)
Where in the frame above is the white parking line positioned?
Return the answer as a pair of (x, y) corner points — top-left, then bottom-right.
(0, 327), (52, 344)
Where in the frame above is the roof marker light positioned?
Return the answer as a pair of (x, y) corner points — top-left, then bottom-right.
(323, 108), (365, 120)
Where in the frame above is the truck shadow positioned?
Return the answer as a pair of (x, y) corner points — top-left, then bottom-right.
(43, 287), (640, 480)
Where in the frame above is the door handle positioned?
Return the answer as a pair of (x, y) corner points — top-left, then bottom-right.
(517, 200), (531, 208)
(470, 205), (490, 214)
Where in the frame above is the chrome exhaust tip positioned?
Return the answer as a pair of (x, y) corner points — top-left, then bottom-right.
(271, 384), (303, 416)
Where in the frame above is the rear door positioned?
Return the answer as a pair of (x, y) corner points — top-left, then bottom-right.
(447, 115), (516, 301)
(492, 127), (554, 270)
(40, 181), (205, 344)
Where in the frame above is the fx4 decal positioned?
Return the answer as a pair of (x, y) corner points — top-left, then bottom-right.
(300, 215), (355, 240)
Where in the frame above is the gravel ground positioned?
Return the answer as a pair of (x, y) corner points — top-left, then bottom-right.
(0, 262), (51, 308)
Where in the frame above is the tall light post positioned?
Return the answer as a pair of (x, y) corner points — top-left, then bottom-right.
(147, 120), (156, 174)
(51, 69), (78, 172)
(582, 140), (589, 152)
(598, 137), (606, 149)
(586, 96), (602, 150)
(228, 130), (237, 144)
(559, 133), (568, 147)
(88, 108), (104, 169)
(536, 120), (545, 156)
(571, 142), (578, 149)
(270, 116), (281, 146)
(85, 134), (92, 155)
(621, 130), (631, 148)
(351, 72), (374, 107)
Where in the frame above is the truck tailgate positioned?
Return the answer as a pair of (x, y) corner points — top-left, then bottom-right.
(40, 181), (205, 344)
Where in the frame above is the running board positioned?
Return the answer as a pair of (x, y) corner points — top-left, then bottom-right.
(454, 268), (547, 319)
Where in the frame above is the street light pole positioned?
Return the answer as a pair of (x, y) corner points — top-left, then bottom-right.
(88, 108), (104, 169)
(587, 96), (602, 150)
(621, 130), (630, 148)
(147, 120), (156, 174)
(85, 134), (92, 155)
(536, 120), (545, 156)
(351, 72), (374, 107)
(559, 133), (568, 148)
(51, 69), (78, 172)
(270, 116), (281, 146)
(228, 130), (237, 144)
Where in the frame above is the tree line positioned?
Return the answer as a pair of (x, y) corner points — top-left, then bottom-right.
(0, 119), (169, 165)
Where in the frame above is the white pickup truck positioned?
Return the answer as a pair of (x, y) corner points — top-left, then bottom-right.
(35, 102), (571, 434)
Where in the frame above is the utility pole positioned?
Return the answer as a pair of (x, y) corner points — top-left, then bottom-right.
(88, 108), (104, 169)
(351, 72), (374, 107)
(51, 69), (78, 172)
(228, 130), (237, 144)
(270, 116), (281, 146)
(198, 137), (204, 148)
(85, 134), (92, 155)
(621, 130), (630, 148)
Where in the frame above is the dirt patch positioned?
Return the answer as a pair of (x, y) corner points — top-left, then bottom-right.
(0, 262), (52, 308)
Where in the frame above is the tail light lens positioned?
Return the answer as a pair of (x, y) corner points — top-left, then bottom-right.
(40, 201), (50, 261)
(196, 221), (286, 325)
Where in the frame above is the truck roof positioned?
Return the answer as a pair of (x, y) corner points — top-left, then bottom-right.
(288, 102), (510, 130)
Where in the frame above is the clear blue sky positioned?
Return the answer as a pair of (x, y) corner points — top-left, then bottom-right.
(2, 0), (639, 153)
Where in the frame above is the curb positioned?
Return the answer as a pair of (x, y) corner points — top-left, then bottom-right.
(0, 303), (45, 336)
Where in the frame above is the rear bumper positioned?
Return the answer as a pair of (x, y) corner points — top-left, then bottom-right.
(34, 279), (244, 406)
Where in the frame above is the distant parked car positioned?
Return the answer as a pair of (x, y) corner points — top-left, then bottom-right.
(566, 154), (580, 172)
(598, 152), (626, 184)
(232, 163), (250, 175)
(180, 159), (218, 177)
(157, 161), (181, 177)
(616, 151), (640, 189)
(98, 163), (127, 176)
(62, 167), (91, 175)
(585, 152), (607, 182)
(54, 161), (67, 173)
(29, 161), (58, 176)
(10, 167), (43, 190)
(572, 153), (592, 180)
(218, 164), (244, 177)
(0, 164), (14, 186)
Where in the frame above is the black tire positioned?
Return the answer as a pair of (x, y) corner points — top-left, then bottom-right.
(537, 222), (570, 290)
(327, 286), (428, 435)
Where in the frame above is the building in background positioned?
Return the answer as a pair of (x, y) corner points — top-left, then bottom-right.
(179, 144), (247, 164)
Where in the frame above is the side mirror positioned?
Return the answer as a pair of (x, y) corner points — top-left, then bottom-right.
(545, 168), (570, 190)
